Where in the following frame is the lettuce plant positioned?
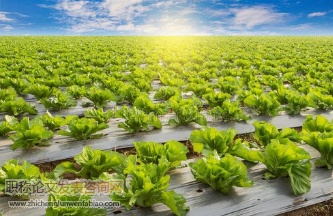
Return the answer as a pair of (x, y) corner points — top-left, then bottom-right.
(85, 87), (115, 108)
(133, 95), (168, 115)
(253, 121), (301, 146)
(190, 127), (237, 157)
(46, 193), (107, 216)
(302, 132), (333, 169)
(0, 115), (18, 137)
(154, 86), (180, 101)
(208, 101), (250, 121)
(10, 117), (54, 150)
(116, 106), (162, 133)
(244, 94), (280, 116)
(1, 97), (37, 116)
(66, 85), (87, 99)
(54, 146), (127, 179)
(203, 92), (231, 108)
(260, 140), (312, 195)
(24, 84), (55, 100)
(133, 140), (188, 168)
(190, 127), (264, 163)
(84, 108), (115, 123)
(185, 83), (214, 98)
(0, 88), (18, 101)
(189, 151), (253, 193)
(106, 157), (189, 216)
(37, 112), (70, 131)
(58, 117), (108, 140)
(0, 159), (41, 193)
(302, 115), (333, 134)
(40, 92), (77, 110)
(285, 92), (308, 114)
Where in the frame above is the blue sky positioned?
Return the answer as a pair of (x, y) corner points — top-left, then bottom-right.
(0, 0), (333, 35)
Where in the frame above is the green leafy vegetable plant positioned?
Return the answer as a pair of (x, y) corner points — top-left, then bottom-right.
(0, 115), (18, 137)
(133, 95), (168, 115)
(10, 117), (54, 150)
(189, 151), (253, 193)
(106, 157), (189, 216)
(58, 117), (108, 140)
(203, 92), (231, 108)
(1, 97), (37, 116)
(0, 159), (41, 193)
(244, 94), (280, 116)
(208, 101), (250, 121)
(24, 84), (55, 100)
(54, 146), (127, 179)
(116, 106), (162, 133)
(40, 92), (77, 110)
(253, 121), (301, 146)
(85, 87), (115, 108)
(84, 108), (115, 123)
(133, 140), (188, 168)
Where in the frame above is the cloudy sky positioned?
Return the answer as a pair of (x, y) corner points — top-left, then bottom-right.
(0, 0), (333, 35)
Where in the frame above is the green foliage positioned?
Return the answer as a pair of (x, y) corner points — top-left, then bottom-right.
(133, 140), (188, 168)
(116, 106), (162, 133)
(10, 117), (54, 150)
(302, 132), (333, 169)
(0, 97), (37, 116)
(84, 108), (115, 123)
(133, 95), (168, 115)
(285, 92), (308, 114)
(0, 115), (18, 137)
(302, 115), (333, 134)
(58, 117), (108, 140)
(154, 86), (180, 101)
(46, 193), (106, 216)
(185, 83), (214, 98)
(203, 92), (231, 108)
(307, 91), (333, 110)
(261, 140), (312, 195)
(189, 151), (253, 193)
(0, 88), (17, 101)
(85, 87), (115, 108)
(66, 85), (87, 99)
(244, 94), (280, 116)
(40, 92), (77, 110)
(24, 84), (55, 100)
(0, 159), (41, 193)
(190, 127), (237, 157)
(54, 146), (127, 179)
(37, 112), (69, 131)
(106, 157), (189, 216)
(168, 99), (206, 126)
(253, 121), (301, 146)
(208, 101), (250, 121)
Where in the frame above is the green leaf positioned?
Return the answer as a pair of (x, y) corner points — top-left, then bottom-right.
(160, 191), (190, 216)
(58, 117), (108, 140)
(10, 117), (53, 150)
(287, 161), (312, 195)
(190, 127), (237, 157)
(189, 152), (253, 193)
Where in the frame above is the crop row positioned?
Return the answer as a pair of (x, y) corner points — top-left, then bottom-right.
(1, 114), (332, 215)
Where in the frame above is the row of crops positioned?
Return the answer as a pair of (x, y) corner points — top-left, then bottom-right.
(1, 37), (333, 151)
(1, 115), (332, 215)
(0, 36), (333, 215)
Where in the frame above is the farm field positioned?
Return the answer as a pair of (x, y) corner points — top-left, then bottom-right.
(0, 36), (333, 216)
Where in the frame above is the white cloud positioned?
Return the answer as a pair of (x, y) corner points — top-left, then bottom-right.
(0, 12), (15, 22)
(230, 6), (287, 29)
(308, 12), (327, 18)
(54, 0), (97, 18)
(0, 24), (14, 31)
